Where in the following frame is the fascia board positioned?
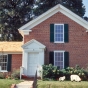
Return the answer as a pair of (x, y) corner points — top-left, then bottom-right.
(19, 4), (60, 30)
(60, 5), (88, 29)
(19, 4), (88, 31)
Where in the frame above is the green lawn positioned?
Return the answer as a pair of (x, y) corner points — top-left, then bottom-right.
(37, 80), (88, 88)
(0, 79), (22, 88)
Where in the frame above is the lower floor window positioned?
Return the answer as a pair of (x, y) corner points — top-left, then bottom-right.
(54, 51), (64, 69)
(49, 51), (69, 69)
(0, 55), (8, 71)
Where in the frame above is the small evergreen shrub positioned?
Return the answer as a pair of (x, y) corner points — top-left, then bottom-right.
(0, 73), (5, 79)
(11, 69), (20, 79)
(42, 64), (57, 80)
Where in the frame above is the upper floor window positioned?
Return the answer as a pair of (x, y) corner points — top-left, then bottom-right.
(50, 24), (68, 43)
(54, 24), (64, 43)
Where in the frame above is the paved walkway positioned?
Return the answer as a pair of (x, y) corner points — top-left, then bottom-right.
(16, 81), (33, 88)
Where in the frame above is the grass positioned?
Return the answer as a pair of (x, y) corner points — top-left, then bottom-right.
(0, 79), (22, 88)
(37, 80), (88, 88)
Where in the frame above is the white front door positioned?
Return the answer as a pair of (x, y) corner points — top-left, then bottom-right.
(27, 52), (39, 76)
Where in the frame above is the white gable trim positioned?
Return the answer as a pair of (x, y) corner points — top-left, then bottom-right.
(18, 4), (88, 35)
(19, 30), (32, 37)
(22, 39), (46, 49)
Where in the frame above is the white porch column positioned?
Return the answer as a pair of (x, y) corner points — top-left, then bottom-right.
(22, 50), (28, 75)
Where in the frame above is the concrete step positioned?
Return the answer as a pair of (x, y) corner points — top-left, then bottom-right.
(16, 81), (33, 88)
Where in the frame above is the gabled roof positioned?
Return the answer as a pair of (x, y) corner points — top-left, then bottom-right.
(18, 4), (88, 36)
(0, 42), (23, 53)
(22, 39), (46, 49)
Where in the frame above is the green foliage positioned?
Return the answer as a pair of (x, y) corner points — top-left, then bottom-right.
(11, 69), (20, 79)
(0, 0), (35, 41)
(0, 0), (87, 41)
(34, 0), (85, 17)
(0, 79), (22, 88)
(0, 73), (5, 79)
(42, 64), (88, 81)
(37, 81), (88, 88)
(43, 64), (57, 80)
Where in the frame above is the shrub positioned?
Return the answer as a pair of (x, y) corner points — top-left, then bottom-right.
(42, 64), (57, 80)
(42, 64), (88, 81)
(0, 73), (5, 79)
(11, 69), (20, 79)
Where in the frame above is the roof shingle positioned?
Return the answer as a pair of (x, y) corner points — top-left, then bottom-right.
(0, 42), (23, 53)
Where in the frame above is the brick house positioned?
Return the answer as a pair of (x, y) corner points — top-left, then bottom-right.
(0, 4), (88, 77)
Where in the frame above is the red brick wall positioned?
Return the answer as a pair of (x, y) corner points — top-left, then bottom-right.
(11, 54), (22, 72)
(24, 12), (88, 68)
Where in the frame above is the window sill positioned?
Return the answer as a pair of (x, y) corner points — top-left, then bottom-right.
(54, 42), (64, 43)
(0, 71), (8, 72)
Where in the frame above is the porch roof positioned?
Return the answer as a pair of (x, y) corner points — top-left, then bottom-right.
(0, 42), (23, 53)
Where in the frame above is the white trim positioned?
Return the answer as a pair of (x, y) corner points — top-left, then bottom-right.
(18, 4), (88, 36)
(24, 49), (44, 52)
(0, 53), (8, 55)
(0, 70), (8, 72)
(19, 30), (32, 36)
(22, 39), (46, 49)
(54, 50), (65, 69)
(0, 52), (22, 54)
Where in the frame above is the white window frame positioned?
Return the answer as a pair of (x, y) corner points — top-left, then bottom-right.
(54, 51), (65, 69)
(54, 24), (64, 43)
(0, 54), (8, 72)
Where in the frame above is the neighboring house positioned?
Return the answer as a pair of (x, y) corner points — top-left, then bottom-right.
(0, 4), (88, 77)
(0, 42), (23, 73)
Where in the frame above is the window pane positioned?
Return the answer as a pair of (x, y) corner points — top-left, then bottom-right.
(2, 67), (4, 70)
(60, 62), (63, 65)
(60, 25), (63, 30)
(57, 38), (60, 41)
(5, 59), (7, 62)
(60, 53), (63, 56)
(60, 38), (63, 41)
(57, 34), (60, 38)
(57, 25), (60, 30)
(60, 57), (63, 61)
(60, 34), (63, 37)
(58, 57), (60, 60)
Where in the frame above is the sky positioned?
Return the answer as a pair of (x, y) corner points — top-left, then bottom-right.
(83, 0), (88, 16)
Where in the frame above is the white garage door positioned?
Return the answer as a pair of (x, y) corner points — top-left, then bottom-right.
(27, 52), (39, 76)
